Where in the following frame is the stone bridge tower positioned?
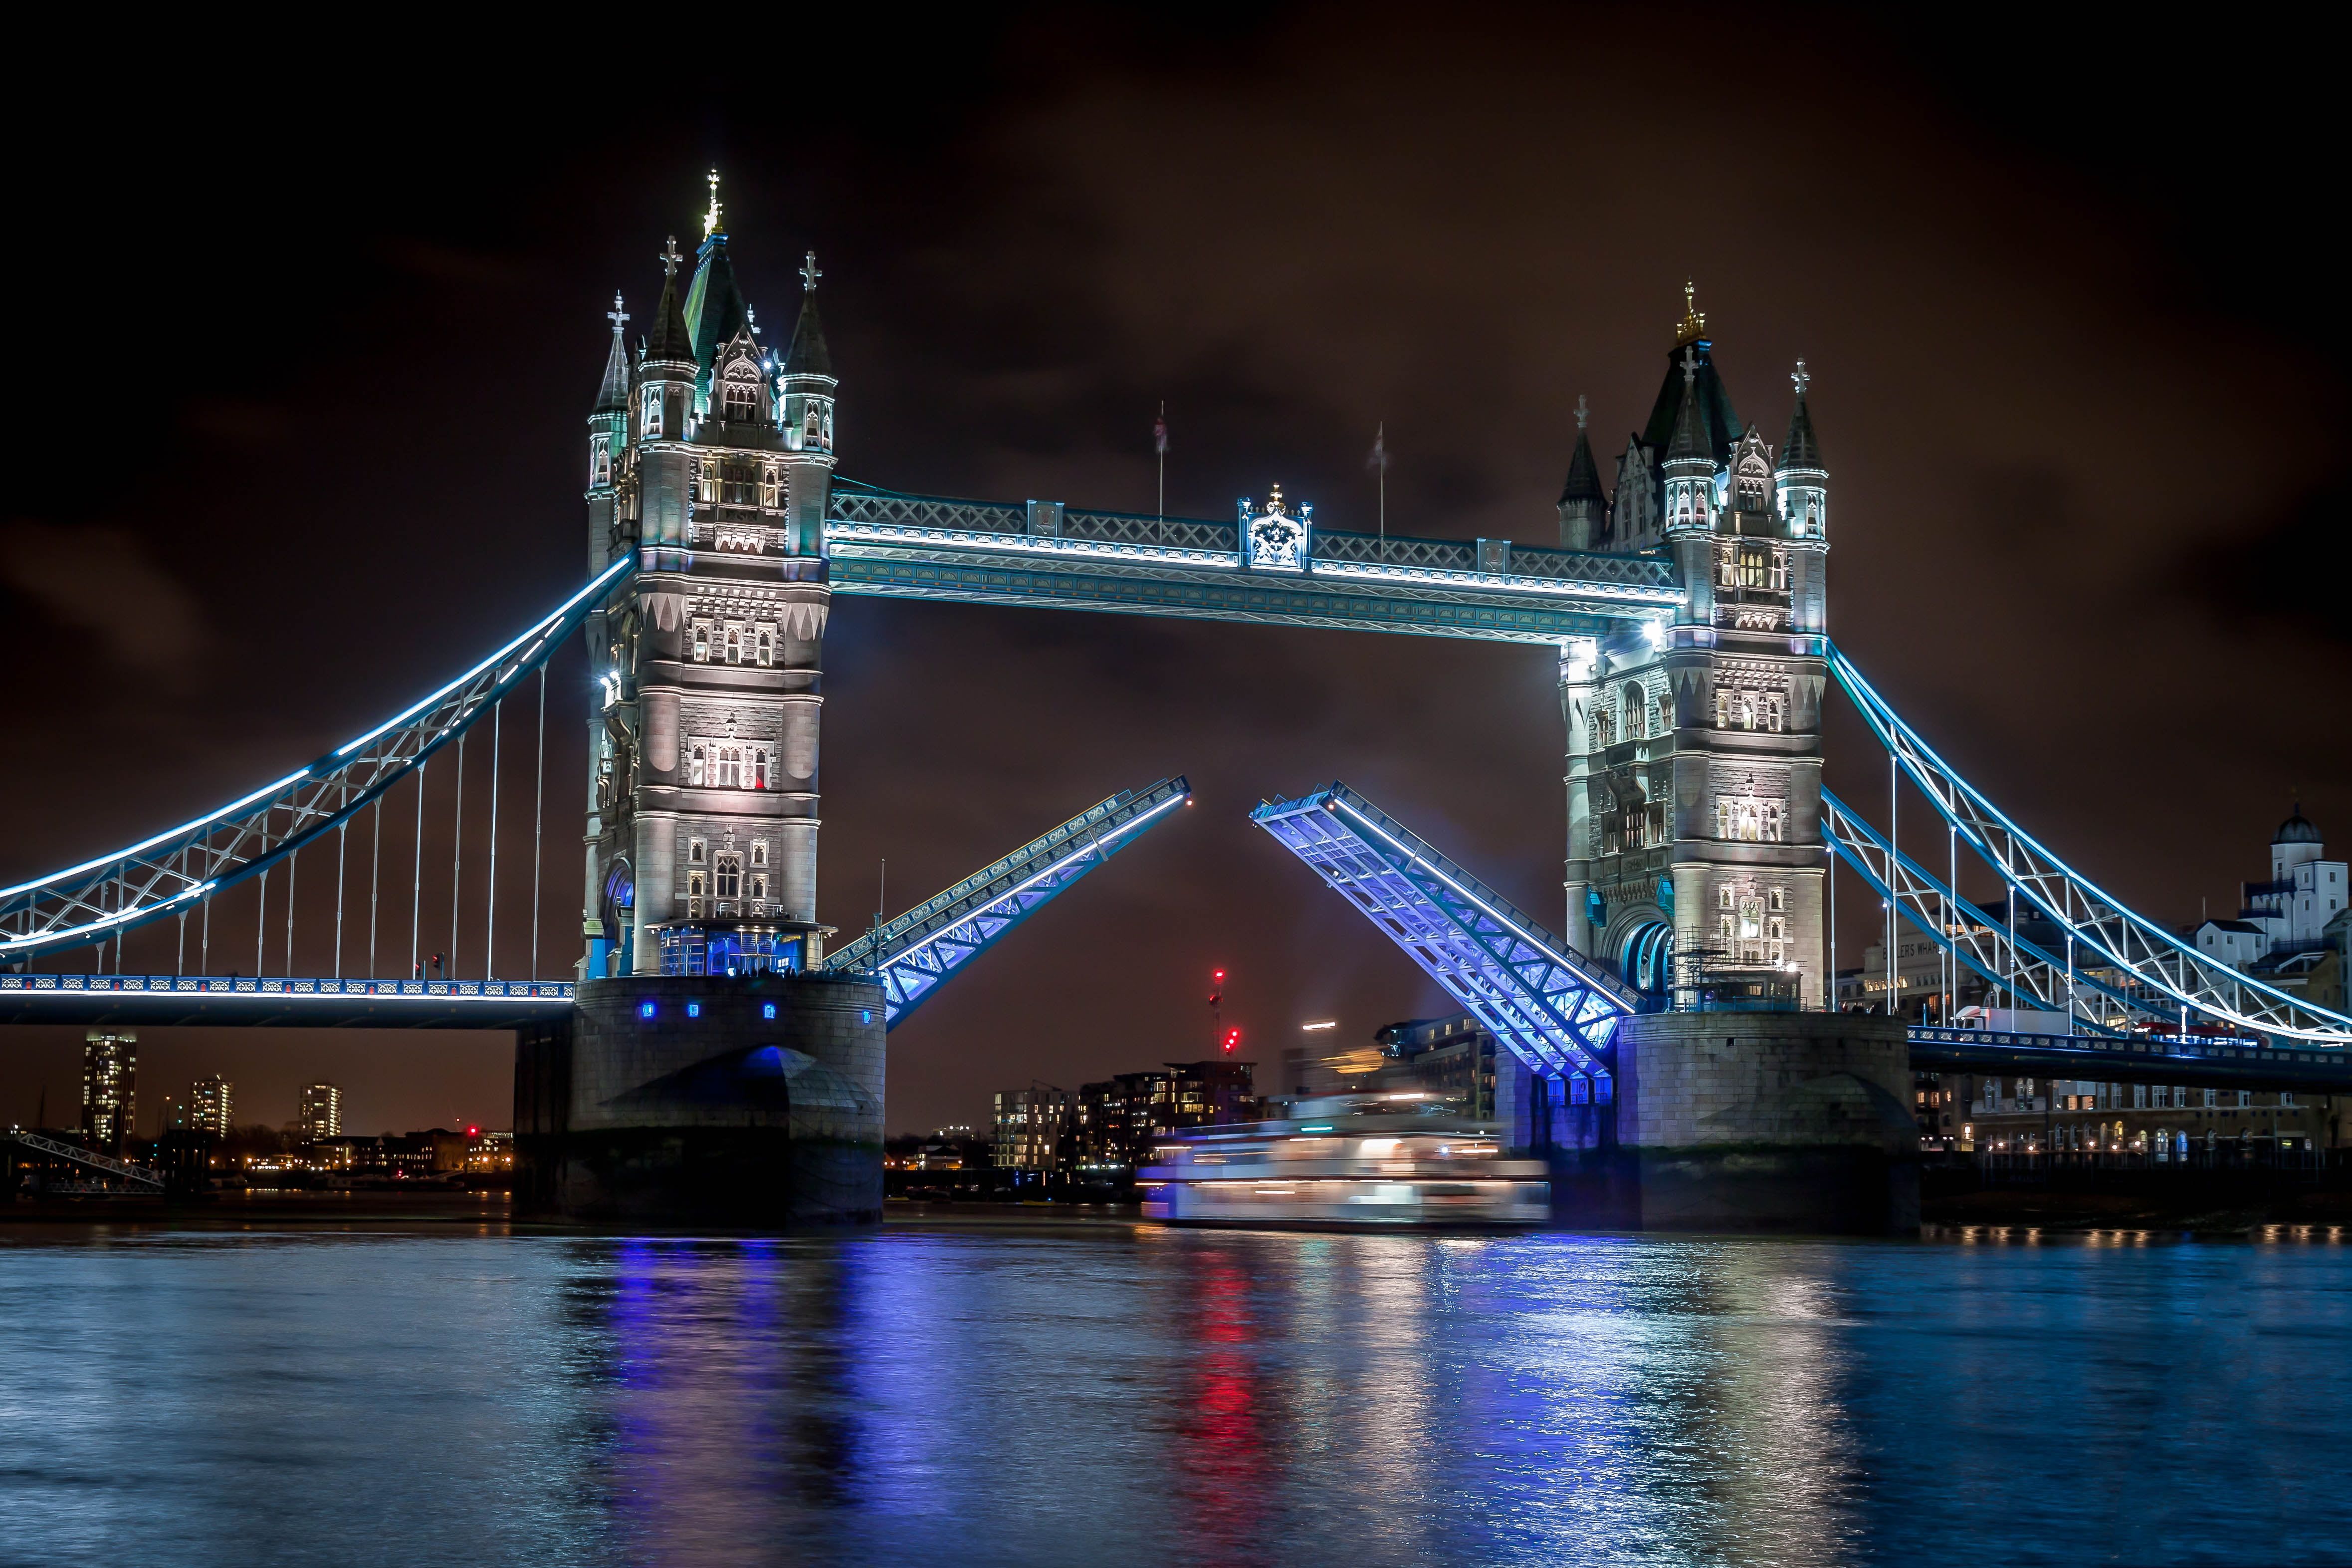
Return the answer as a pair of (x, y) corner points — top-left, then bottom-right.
(1559, 292), (1831, 1008)
(580, 179), (837, 980)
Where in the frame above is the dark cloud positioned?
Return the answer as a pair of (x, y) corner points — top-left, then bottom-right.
(0, 523), (211, 677)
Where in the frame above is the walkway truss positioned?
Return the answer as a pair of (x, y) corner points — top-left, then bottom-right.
(1252, 784), (1639, 1097)
(0, 558), (637, 964)
(828, 776), (1191, 1026)
(1824, 645), (2351, 1047)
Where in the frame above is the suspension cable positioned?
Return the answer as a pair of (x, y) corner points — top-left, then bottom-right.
(532, 666), (545, 981)
(412, 761), (426, 980)
(177, 908), (187, 977)
(256, 866), (269, 977)
(335, 821), (348, 978)
(369, 797), (382, 978)
(202, 893), (211, 974)
(450, 734), (465, 981)
(284, 847), (298, 976)
(487, 700), (501, 980)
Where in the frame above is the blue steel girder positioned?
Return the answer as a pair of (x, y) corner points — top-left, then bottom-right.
(1822, 787), (2139, 1035)
(1828, 645), (2352, 1046)
(826, 776), (1191, 1026)
(1907, 1025), (2352, 1095)
(824, 484), (1678, 645)
(0, 557), (636, 961)
(1251, 783), (1637, 1086)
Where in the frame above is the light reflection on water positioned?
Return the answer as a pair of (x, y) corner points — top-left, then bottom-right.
(2, 1224), (2348, 1566)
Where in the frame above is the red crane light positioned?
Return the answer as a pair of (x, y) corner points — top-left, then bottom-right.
(1222, 1028), (1241, 1053)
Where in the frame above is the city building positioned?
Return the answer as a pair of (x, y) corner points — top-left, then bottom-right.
(299, 1083), (343, 1139)
(152, 1093), (185, 1135)
(1069, 1061), (1262, 1174)
(1560, 287), (1830, 1021)
(992, 1086), (1069, 1171)
(581, 174), (837, 981)
(80, 1031), (136, 1154)
(2190, 808), (2346, 1000)
(1915, 1072), (2336, 1156)
(1370, 1017), (1500, 1117)
(189, 1076), (234, 1137)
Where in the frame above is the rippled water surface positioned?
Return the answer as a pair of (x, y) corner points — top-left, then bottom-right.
(3, 1222), (2348, 1566)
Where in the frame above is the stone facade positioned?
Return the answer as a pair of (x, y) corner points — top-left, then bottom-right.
(515, 971), (885, 1223)
(1560, 294), (1829, 1009)
(582, 183), (838, 981)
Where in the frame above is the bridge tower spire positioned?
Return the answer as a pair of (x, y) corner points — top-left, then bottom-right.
(582, 189), (838, 980)
(1564, 307), (1831, 1010)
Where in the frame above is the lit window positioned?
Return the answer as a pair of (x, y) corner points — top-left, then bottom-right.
(716, 855), (741, 898)
(642, 386), (662, 438)
(751, 747), (770, 789)
(1768, 888), (1786, 912)
(689, 746), (707, 786)
(691, 625), (710, 663)
(751, 840), (769, 868)
(725, 627), (741, 665)
(756, 628), (774, 667)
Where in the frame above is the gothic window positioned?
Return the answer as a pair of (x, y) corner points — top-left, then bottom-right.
(756, 628), (774, 667)
(714, 747), (741, 788)
(715, 853), (742, 899)
(688, 838), (707, 865)
(689, 745), (707, 786)
(1737, 543), (1770, 589)
(804, 404), (822, 443)
(1762, 802), (1784, 843)
(724, 627), (742, 665)
(751, 746), (770, 789)
(751, 840), (769, 868)
(1766, 693), (1785, 733)
(1714, 687), (1728, 728)
(1719, 913), (1735, 945)
(723, 377), (758, 422)
(1594, 707), (1615, 748)
(1623, 682), (1647, 740)
(721, 457), (758, 504)
(691, 624), (710, 663)
(1766, 916), (1785, 942)
(1719, 888), (1735, 911)
(1768, 888), (1786, 912)
(687, 869), (706, 912)
(762, 467), (780, 507)
(1717, 548), (1736, 588)
(590, 435), (611, 488)
(696, 462), (719, 504)
(642, 386), (662, 438)
(750, 872), (768, 901)
(822, 412), (833, 448)
(1771, 550), (1789, 593)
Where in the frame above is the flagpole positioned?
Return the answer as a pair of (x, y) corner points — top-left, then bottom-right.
(1155, 400), (1167, 544)
(1377, 420), (1387, 558)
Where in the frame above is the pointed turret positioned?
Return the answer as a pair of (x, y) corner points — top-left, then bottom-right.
(1774, 359), (1828, 543)
(783, 286), (832, 379)
(643, 236), (696, 368)
(1641, 281), (1741, 467)
(1664, 352), (1712, 469)
(1557, 396), (1608, 549)
(684, 171), (751, 386)
(776, 250), (839, 554)
(593, 292), (632, 415)
(1660, 348), (1716, 537)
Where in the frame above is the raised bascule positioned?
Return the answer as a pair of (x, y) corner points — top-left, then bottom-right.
(4, 193), (2347, 1229)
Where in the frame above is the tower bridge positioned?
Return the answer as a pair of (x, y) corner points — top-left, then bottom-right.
(4, 192), (2345, 1228)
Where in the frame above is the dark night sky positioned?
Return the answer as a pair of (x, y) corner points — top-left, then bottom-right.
(2, 7), (2344, 1136)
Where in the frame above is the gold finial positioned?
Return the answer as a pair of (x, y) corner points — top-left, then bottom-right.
(704, 169), (725, 238)
(1267, 482), (1286, 514)
(1675, 279), (1708, 347)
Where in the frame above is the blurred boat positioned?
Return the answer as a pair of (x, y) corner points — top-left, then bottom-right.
(1137, 1093), (1548, 1228)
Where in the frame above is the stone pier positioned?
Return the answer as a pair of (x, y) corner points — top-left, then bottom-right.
(515, 971), (885, 1226)
(1503, 1012), (1916, 1233)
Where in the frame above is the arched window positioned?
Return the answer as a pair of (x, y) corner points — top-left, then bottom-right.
(1714, 688), (1728, 728)
(715, 853), (742, 899)
(689, 745), (707, 786)
(751, 840), (769, 868)
(691, 625), (710, 663)
(715, 747), (739, 788)
(724, 627), (741, 665)
(756, 628), (774, 667)
(642, 386), (662, 438)
(1594, 707), (1614, 748)
(751, 747), (770, 789)
(723, 377), (758, 422)
(1623, 683), (1646, 740)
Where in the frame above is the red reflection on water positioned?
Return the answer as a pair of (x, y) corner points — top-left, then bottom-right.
(1169, 1246), (1276, 1565)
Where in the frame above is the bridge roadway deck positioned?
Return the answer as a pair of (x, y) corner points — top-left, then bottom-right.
(1905, 1025), (2352, 1096)
(0, 974), (573, 1028)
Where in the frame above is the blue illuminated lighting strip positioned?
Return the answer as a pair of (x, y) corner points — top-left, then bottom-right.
(0, 973), (575, 1002)
(1251, 782), (1635, 1088)
(0, 556), (637, 958)
(1905, 1026), (2352, 1092)
(827, 776), (1191, 1026)
(1828, 645), (2352, 1045)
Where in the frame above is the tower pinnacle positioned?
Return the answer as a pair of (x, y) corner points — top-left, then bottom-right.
(704, 169), (725, 238)
(801, 250), (822, 293)
(1675, 280), (1708, 347)
(1575, 394), (1589, 431)
(659, 236), (683, 277)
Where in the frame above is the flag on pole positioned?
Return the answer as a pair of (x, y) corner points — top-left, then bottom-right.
(1154, 403), (1169, 454)
(1366, 421), (1388, 473)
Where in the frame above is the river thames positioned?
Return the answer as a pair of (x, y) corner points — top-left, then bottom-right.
(3, 1221), (2347, 1566)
